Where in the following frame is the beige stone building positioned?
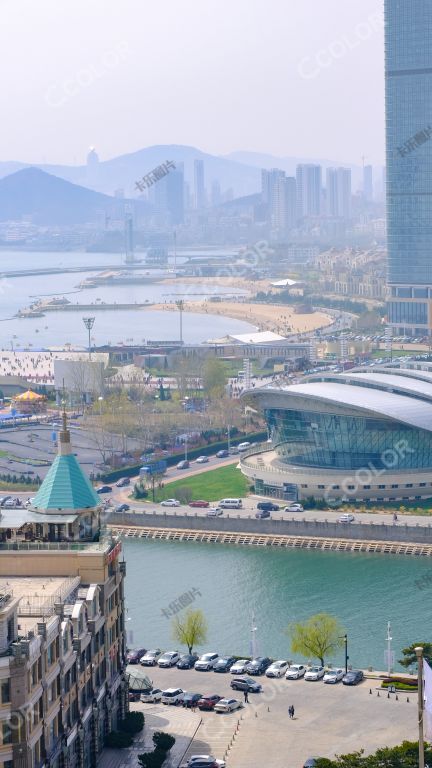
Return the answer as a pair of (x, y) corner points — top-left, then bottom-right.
(0, 413), (127, 767)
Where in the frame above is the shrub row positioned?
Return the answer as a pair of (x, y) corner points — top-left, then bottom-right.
(105, 711), (145, 749)
(101, 431), (267, 482)
(138, 731), (176, 768)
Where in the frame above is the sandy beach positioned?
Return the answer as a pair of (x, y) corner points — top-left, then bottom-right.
(147, 299), (332, 336)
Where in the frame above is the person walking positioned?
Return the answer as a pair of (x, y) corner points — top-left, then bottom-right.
(288, 705), (294, 719)
(291, 704), (295, 719)
(244, 690), (249, 704)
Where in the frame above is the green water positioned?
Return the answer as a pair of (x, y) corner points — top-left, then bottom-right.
(123, 538), (431, 670)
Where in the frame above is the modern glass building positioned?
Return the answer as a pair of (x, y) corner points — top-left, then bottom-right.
(241, 364), (432, 502)
(385, 1), (432, 335)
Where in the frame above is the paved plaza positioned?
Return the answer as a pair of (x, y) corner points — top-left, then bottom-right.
(105, 665), (418, 768)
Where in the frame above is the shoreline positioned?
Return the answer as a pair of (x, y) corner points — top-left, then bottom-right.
(147, 299), (333, 336)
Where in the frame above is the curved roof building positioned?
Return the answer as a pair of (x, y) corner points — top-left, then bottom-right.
(241, 364), (432, 503)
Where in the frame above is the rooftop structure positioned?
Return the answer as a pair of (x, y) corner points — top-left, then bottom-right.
(241, 363), (432, 503)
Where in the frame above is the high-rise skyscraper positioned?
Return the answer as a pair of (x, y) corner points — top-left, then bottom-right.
(154, 163), (184, 225)
(326, 167), (352, 219)
(194, 159), (205, 209)
(296, 164), (322, 218)
(261, 169), (296, 232)
(386, 1), (432, 335)
(363, 164), (373, 202)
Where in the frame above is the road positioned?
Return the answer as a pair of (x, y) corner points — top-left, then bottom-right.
(128, 663), (416, 767)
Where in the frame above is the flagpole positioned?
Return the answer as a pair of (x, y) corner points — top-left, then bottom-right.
(416, 646), (425, 768)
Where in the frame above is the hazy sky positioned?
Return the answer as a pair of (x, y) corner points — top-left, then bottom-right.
(0, 0), (385, 165)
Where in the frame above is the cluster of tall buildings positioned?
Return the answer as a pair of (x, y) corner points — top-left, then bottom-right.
(261, 163), (380, 236)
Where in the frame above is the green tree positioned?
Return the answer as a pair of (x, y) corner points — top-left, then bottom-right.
(287, 613), (345, 666)
(172, 608), (207, 654)
(202, 358), (227, 400)
(315, 741), (432, 767)
(153, 732), (175, 752)
(399, 642), (432, 669)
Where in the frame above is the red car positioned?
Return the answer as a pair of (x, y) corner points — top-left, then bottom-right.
(197, 694), (222, 711)
(189, 500), (210, 508)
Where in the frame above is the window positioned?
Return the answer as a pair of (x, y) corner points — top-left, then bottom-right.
(420, 483), (427, 487)
(391, 484), (399, 488)
(2, 722), (11, 745)
(378, 485), (386, 489)
(405, 484), (413, 488)
(1, 680), (10, 704)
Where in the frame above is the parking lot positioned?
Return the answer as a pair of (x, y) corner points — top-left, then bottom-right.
(130, 663), (417, 767)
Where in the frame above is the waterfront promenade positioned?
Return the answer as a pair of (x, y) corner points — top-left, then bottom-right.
(108, 508), (432, 555)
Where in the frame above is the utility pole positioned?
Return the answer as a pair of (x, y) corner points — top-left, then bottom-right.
(83, 317), (95, 360)
(386, 621), (393, 676)
(176, 300), (184, 345)
(416, 646), (425, 768)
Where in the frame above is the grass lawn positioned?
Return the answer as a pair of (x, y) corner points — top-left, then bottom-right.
(154, 464), (250, 503)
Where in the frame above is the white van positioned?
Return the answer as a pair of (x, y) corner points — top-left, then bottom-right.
(237, 442), (251, 452)
(218, 498), (243, 509)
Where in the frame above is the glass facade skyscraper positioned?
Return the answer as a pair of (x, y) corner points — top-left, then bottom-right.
(385, 0), (432, 334)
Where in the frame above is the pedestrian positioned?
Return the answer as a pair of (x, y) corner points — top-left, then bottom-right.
(244, 690), (249, 704)
(291, 705), (295, 719)
(393, 512), (398, 522)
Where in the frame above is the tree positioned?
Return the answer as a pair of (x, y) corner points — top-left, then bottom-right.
(172, 608), (207, 654)
(153, 732), (175, 752)
(399, 642), (432, 669)
(287, 613), (345, 666)
(315, 741), (432, 767)
(202, 358), (227, 400)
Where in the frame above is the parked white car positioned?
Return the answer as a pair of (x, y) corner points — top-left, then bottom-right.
(284, 503), (304, 512)
(161, 499), (180, 507)
(285, 664), (306, 679)
(140, 649), (162, 666)
(207, 507), (223, 517)
(323, 668), (344, 684)
(195, 456), (209, 464)
(195, 652), (219, 671)
(140, 688), (162, 703)
(266, 660), (289, 678)
(214, 698), (243, 713)
(230, 659), (249, 674)
(158, 651), (180, 668)
(161, 687), (185, 705)
(338, 513), (355, 523)
(304, 666), (325, 681)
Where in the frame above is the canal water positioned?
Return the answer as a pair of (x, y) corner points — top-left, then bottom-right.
(123, 537), (431, 671)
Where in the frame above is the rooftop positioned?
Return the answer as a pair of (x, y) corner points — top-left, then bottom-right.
(243, 363), (432, 433)
(32, 453), (100, 512)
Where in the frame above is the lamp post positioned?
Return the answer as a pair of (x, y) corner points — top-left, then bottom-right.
(83, 317), (95, 360)
(176, 300), (184, 345)
(416, 646), (425, 768)
(339, 634), (349, 673)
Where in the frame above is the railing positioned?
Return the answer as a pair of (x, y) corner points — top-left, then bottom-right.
(19, 576), (81, 617)
(0, 536), (114, 552)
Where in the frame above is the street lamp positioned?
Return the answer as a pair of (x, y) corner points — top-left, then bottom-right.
(83, 317), (95, 359)
(340, 634), (349, 674)
(176, 300), (184, 345)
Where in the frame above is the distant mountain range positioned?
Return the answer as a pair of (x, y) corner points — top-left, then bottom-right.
(0, 144), (378, 199)
(0, 167), (148, 226)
